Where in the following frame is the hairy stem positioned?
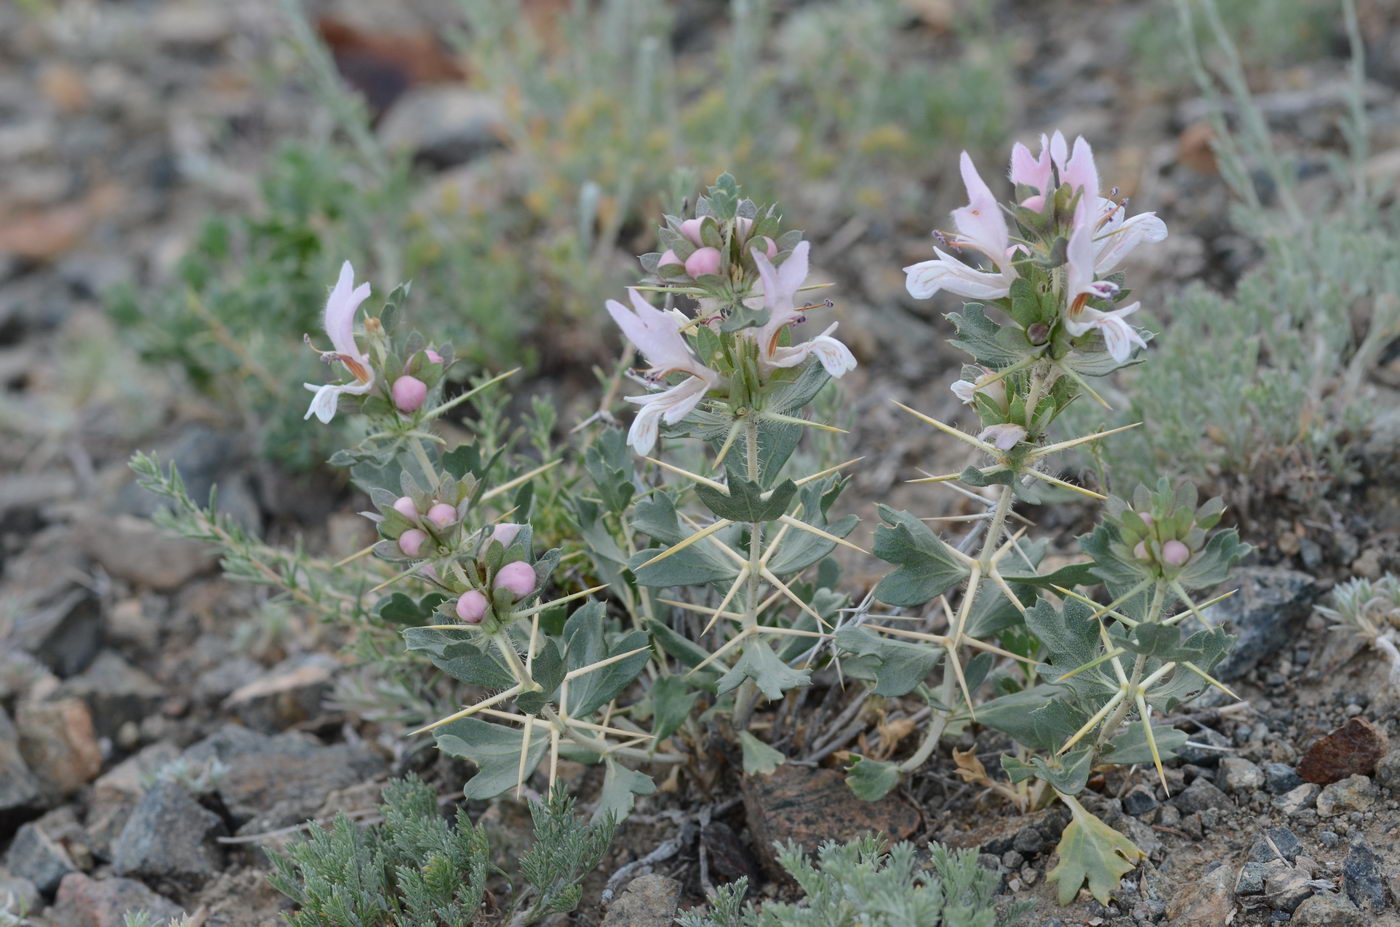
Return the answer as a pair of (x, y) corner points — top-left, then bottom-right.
(731, 416), (763, 731)
(1094, 581), (1166, 749)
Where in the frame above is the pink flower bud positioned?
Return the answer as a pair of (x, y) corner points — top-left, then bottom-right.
(1133, 541), (1149, 561)
(456, 590), (488, 624)
(399, 528), (428, 557)
(735, 216), (753, 239)
(756, 235), (778, 259)
(421, 563), (438, 582)
(425, 349), (443, 364)
(494, 560), (536, 600)
(392, 375), (428, 413)
(1020, 194), (1046, 212)
(426, 503), (456, 528)
(658, 249), (681, 271)
(685, 247), (721, 278)
(491, 523), (524, 547)
(1137, 512), (1153, 527)
(393, 496), (418, 520)
(678, 218), (704, 245)
(1162, 540), (1191, 566)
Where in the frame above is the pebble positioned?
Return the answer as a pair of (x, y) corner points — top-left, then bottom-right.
(221, 654), (336, 732)
(1217, 756), (1263, 793)
(601, 873), (681, 927)
(1290, 892), (1366, 926)
(1373, 748), (1400, 791)
(1296, 718), (1388, 784)
(51, 872), (184, 927)
(15, 698), (102, 798)
(1177, 728), (1231, 766)
(0, 706), (44, 824)
(4, 818), (79, 896)
(1157, 805), (1181, 828)
(1173, 777), (1230, 814)
(1122, 785), (1158, 816)
(0, 873), (41, 914)
(1011, 825), (1045, 856)
(1166, 863), (1234, 926)
(1318, 830), (1341, 848)
(111, 781), (225, 894)
(1342, 841), (1387, 913)
(79, 515), (217, 591)
(7, 588), (103, 678)
(1273, 783), (1320, 815)
(57, 652), (164, 742)
(1199, 567), (1317, 680)
(1316, 775), (1377, 818)
(377, 86), (506, 169)
(1264, 861), (1313, 912)
(1263, 762), (1304, 795)
(1247, 826), (1302, 863)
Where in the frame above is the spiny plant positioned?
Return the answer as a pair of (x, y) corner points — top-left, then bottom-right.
(267, 777), (611, 926)
(678, 836), (1029, 927)
(134, 156), (1247, 913)
(1317, 572), (1400, 684)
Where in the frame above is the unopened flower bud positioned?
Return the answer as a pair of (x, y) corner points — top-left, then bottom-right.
(1027, 322), (1049, 345)
(735, 216), (753, 239)
(425, 348), (443, 364)
(685, 247), (722, 278)
(1133, 541), (1149, 561)
(658, 249), (681, 271)
(1137, 512), (1153, 527)
(679, 218), (704, 245)
(756, 235), (778, 259)
(393, 496), (417, 520)
(494, 560), (536, 600)
(426, 503), (456, 528)
(491, 523), (524, 547)
(1162, 540), (1190, 566)
(456, 590), (488, 624)
(1020, 194), (1046, 212)
(399, 528), (428, 557)
(392, 375), (428, 413)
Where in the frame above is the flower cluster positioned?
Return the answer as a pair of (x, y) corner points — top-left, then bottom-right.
(905, 132), (1166, 367)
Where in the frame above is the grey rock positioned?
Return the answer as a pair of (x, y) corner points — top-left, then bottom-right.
(58, 652), (164, 741)
(7, 589), (102, 677)
(1273, 782), (1320, 815)
(1316, 775), (1377, 818)
(1177, 727), (1230, 766)
(1011, 825), (1045, 856)
(79, 514), (217, 592)
(1166, 862), (1234, 926)
(1263, 762), (1304, 794)
(221, 654), (335, 732)
(1374, 748), (1400, 790)
(0, 873), (41, 914)
(1343, 841), (1387, 913)
(52, 872), (184, 927)
(111, 781), (224, 893)
(184, 726), (385, 833)
(0, 706), (44, 828)
(0, 650), (58, 706)
(1217, 756), (1264, 793)
(86, 742), (182, 859)
(378, 86), (506, 170)
(1319, 830), (1341, 848)
(5, 821), (78, 896)
(1122, 786), (1158, 816)
(1235, 860), (1269, 895)
(1173, 777), (1230, 814)
(1290, 892), (1366, 927)
(1247, 826), (1301, 864)
(1199, 567), (1317, 680)
(1264, 861), (1313, 912)
(602, 873), (681, 927)
(191, 655), (263, 704)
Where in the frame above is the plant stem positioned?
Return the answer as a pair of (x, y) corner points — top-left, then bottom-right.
(731, 416), (763, 731)
(1094, 581), (1166, 749)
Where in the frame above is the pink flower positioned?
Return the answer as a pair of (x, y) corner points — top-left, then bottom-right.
(494, 560), (536, 599)
(456, 590), (488, 624)
(750, 241), (856, 378)
(685, 247), (722, 278)
(606, 288), (721, 454)
(304, 261), (375, 423)
(426, 503), (456, 528)
(950, 367), (1007, 406)
(1091, 200), (1168, 275)
(1064, 224), (1147, 363)
(978, 423), (1027, 451)
(425, 348), (444, 364)
(399, 529), (428, 557)
(904, 153), (1017, 301)
(391, 375), (427, 413)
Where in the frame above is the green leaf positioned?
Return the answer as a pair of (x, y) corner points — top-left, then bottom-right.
(738, 732), (786, 776)
(1024, 597), (1099, 669)
(376, 592), (448, 625)
(442, 444), (483, 480)
(695, 476), (797, 523)
(871, 505), (970, 607)
(515, 639), (565, 714)
(563, 602), (651, 717)
(403, 628), (515, 690)
(844, 755), (900, 801)
(584, 430), (635, 513)
(651, 674), (700, 741)
(593, 759), (655, 824)
(648, 619), (714, 673)
(1046, 794), (1144, 905)
(833, 626), (940, 697)
(946, 304), (1036, 367)
(1176, 529), (1252, 589)
(1101, 723), (1188, 767)
(435, 719), (548, 800)
(717, 640), (810, 700)
(1002, 562), (1101, 589)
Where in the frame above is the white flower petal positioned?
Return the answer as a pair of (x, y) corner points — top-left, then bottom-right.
(769, 324), (856, 377)
(904, 249), (1013, 301)
(1094, 212), (1168, 275)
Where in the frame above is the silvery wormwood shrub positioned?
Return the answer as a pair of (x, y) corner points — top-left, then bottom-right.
(132, 140), (1248, 910)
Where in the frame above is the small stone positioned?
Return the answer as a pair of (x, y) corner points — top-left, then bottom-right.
(1156, 804), (1181, 827)
(1373, 748), (1400, 791)
(377, 86), (506, 169)
(112, 781), (225, 893)
(15, 698), (102, 798)
(58, 652), (163, 742)
(1316, 775), (1378, 818)
(4, 819), (78, 896)
(1342, 842), (1387, 913)
(1011, 825), (1045, 856)
(1263, 762), (1304, 795)
(221, 654), (336, 732)
(1179, 812), (1204, 840)
(1290, 892), (1366, 927)
(601, 873), (681, 927)
(52, 872), (184, 927)
(79, 515), (217, 591)
(1166, 863), (1234, 926)
(7, 589), (103, 677)
(1319, 830), (1341, 848)
(1236, 860), (1269, 895)
(0, 873), (41, 914)
(1247, 827), (1302, 863)
(1297, 718), (1388, 784)
(0, 706), (45, 827)
(1001, 850), (1023, 869)
(1264, 861), (1313, 912)
(1122, 785), (1158, 816)
(1218, 756), (1264, 793)
(1177, 728), (1231, 766)
(1200, 567), (1317, 680)
(85, 742), (182, 859)
(1173, 777), (1231, 814)
(1273, 783), (1320, 815)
